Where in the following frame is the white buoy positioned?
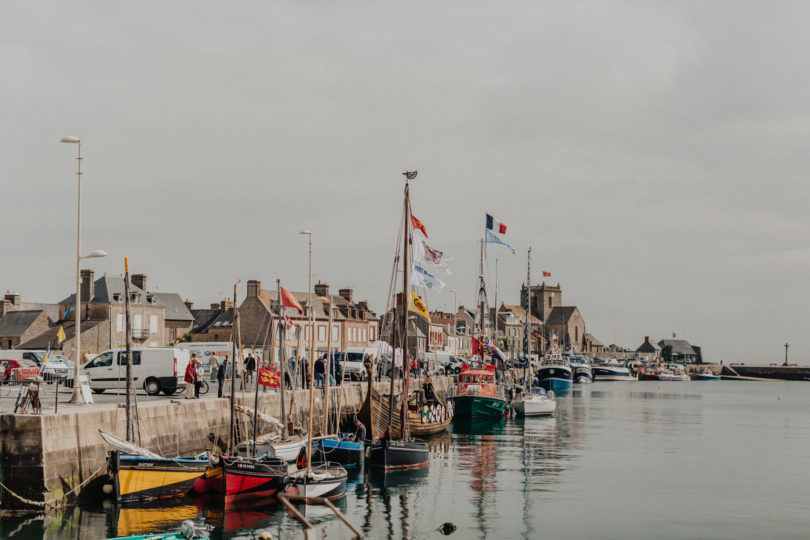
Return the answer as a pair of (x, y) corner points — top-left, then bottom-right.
(102, 484), (114, 495)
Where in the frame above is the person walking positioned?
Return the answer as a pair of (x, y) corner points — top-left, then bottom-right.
(217, 358), (228, 398)
(184, 354), (197, 399)
(245, 353), (256, 387)
(194, 358), (203, 398)
(208, 354), (220, 382)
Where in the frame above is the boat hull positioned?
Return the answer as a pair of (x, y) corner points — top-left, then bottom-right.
(314, 437), (364, 468)
(571, 365), (592, 383)
(592, 367), (635, 381)
(536, 365), (573, 393)
(286, 466), (348, 500)
(451, 395), (507, 419)
(695, 374), (720, 381)
(369, 439), (429, 471)
(513, 397), (556, 417)
(110, 452), (207, 504)
(205, 456), (287, 505)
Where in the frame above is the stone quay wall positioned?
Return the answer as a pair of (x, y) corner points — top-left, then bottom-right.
(0, 376), (454, 509)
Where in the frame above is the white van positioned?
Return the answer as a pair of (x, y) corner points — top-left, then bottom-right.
(82, 348), (190, 396)
(341, 346), (379, 380)
(174, 342), (233, 370)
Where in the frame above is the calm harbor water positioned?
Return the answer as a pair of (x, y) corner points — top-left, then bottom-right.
(3, 380), (809, 539)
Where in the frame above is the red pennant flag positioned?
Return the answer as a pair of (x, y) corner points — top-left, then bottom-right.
(410, 213), (428, 238)
(258, 368), (280, 388)
(542, 271), (551, 277)
(280, 287), (304, 314)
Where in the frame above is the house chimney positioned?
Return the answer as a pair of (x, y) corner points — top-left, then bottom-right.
(80, 269), (94, 302)
(247, 280), (260, 298)
(211, 303), (220, 310)
(184, 299), (194, 310)
(131, 273), (147, 291)
(314, 281), (329, 297)
(4, 292), (20, 306)
(339, 288), (354, 303)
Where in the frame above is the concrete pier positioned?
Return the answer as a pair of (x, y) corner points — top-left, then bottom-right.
(0, 376), (455, 509)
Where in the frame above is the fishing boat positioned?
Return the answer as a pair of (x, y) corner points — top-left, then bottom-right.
(513, 386), (556, 417)
(203, 453), (288, 504)
(592, 358), (635, 381)
(569, 355), (593, 383)
(536, 349), (573, 393)
(104, 442), (207, 504)
(659, 366), (690, 381)
(695, 368), (720, 381)
(314, 434), (365, 468)
(101, 261), (208, 504)
(106, 520), (208, 540)
(364, 171), (430, 471)
(452, 365), (508, 419)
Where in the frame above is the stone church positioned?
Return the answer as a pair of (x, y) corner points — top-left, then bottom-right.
(519, 282), (603, 354)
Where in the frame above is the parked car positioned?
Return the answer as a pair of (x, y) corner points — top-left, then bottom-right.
(0, 350), (70, 383)
(0, 359), (40, 384)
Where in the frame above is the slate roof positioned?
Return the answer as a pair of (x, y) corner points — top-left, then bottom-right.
(60, 276), (146, 305)
(636, 338), (662, 353)
(17, 320), (103, 349)
(657, 339), (697, 356)
(191, 309), (222, 334)
(500, 305), (541, 325)
(544, 306), (579, 325)
(151, 293), (193, 321)
(0, 311), (45, 338)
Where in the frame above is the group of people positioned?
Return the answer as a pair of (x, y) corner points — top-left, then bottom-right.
(284, 354), (342, 390)
(185, 352), (262, 399)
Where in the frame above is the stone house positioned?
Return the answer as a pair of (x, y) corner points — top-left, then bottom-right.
(635, 336), (662, 361)
(237, 280), (378, 364)
(657, 339), (699, 363)
(189, 299), (234, 342)
(0, 309), (52, 349)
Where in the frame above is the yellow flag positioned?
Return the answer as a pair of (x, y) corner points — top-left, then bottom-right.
(408, 290), (430, 322)
(56, 325), (67, 345)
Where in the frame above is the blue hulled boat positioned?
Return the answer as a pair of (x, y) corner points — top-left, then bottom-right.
(536, 352), (573, 393)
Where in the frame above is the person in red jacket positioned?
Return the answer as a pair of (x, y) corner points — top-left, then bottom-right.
(184, 353), (197, 399)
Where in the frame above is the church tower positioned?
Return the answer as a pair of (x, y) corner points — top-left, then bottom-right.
(520, 282), (562, 322)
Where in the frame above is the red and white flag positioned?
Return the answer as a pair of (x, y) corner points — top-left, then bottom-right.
(280, 286), (304, 315)
(410, 213), (428, 238)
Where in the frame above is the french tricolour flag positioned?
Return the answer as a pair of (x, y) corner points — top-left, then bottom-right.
(486, 213), (507, 234)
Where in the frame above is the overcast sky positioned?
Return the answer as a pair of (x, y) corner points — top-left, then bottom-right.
(2, 1), (808, 363)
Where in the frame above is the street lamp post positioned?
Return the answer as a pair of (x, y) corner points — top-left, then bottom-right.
(61, 136), (107, 404)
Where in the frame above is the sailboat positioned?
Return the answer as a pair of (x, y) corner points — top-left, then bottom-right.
(450, 239), (508, 420)
(512, 248), (556, 417)
(365, 171), (430, 471)
(285, 255), (348, 500)
(102, 259), (207, 504)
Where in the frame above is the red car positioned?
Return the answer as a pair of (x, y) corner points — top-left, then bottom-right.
(0, 359), (39, 384)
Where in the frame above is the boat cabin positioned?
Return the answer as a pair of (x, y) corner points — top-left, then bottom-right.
(456, 365), (497, 398)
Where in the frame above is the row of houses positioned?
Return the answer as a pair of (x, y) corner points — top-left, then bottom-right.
(0, 273), (380, 362)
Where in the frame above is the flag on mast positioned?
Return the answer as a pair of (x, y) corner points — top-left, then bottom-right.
(412, 264), (446, 291)
(408, 290), (431, 322)
(413, 236), (453, 274)
(410, 213), (428, 238)
(485, 230), (515, 254)
(542, 271), (551, 277)
(280, 287), (304, 315)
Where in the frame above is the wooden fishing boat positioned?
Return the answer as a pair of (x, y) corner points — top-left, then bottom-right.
(106, 447), (207, 504)
(363, 171), (430, 471)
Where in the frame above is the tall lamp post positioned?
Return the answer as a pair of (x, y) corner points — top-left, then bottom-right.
(61, 136), (107, 404)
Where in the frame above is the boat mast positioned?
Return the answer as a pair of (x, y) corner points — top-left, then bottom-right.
(229, 284), (238, 451)
(401, 179), (411, 440)
(524, 247), (531, 388)
(306, 239), (316, 475)
(478, 239), (487, 367)
(277, 280), (288, 440)
(323, 298), (333, 434)
(124, 257), (134, 443)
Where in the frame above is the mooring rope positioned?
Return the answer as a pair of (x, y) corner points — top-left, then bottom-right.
(0, 464), (106, 508)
